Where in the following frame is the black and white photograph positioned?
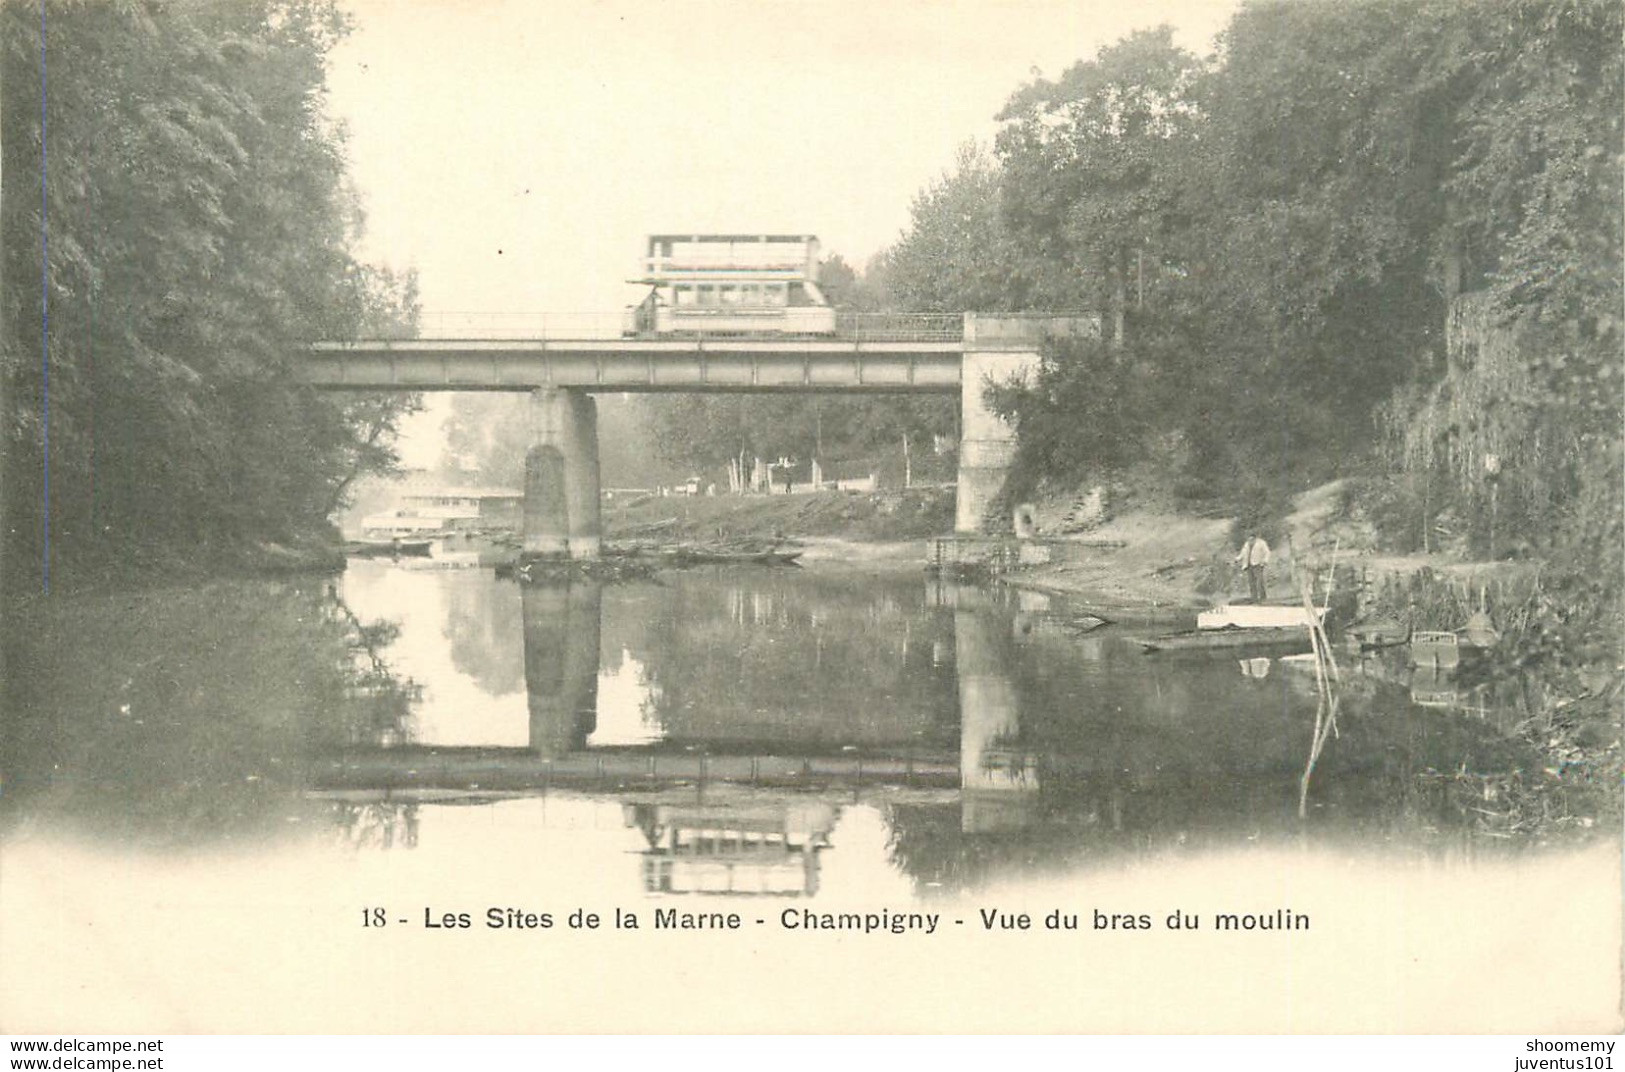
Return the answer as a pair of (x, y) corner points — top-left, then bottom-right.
(1, 0), (1620, 1046)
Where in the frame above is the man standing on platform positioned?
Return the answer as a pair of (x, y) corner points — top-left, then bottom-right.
(1235, 532), (1272, 603)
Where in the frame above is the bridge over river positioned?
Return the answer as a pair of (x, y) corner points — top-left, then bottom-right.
(301, 313), (1098, 551)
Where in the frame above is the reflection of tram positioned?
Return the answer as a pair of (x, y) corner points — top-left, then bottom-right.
(623, 802), (835, 897)
(623, 233), (837, 337)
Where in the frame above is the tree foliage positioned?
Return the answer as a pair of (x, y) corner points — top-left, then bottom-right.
(441, 393), (677, 489)
(892, 0), (1619, 538)
(1447, 0), (1623, 434)
(995, 27), (1205, 330)
(2, 0), (419, 588)
(879, 143), (1032, 313)
(985, 333), (1170, 503)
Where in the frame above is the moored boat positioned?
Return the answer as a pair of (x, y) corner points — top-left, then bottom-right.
(1460, 611), (1500, 649)
(1408, 630), (1461, 670)
(1347, 617), (1410, 651)
(1063, 614), (1113, 634)
(663, 546), (804, 566)
(1196, 604), (1325, 630)
(1138, 625), (1314, 654)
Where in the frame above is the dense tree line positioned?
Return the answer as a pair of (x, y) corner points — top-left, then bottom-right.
(876, 1), (1618, 563)
(2, 0), (418, 590)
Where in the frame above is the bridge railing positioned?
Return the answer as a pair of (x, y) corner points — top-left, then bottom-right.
(404, 311), (965, 342)
(835, 312), (964, 341)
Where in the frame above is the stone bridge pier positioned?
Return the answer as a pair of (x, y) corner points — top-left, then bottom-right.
(523, 388), (601, 559)
(957, 317), (1045, 534)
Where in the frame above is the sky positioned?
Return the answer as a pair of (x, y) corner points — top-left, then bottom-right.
(323, 0), (1242, 462)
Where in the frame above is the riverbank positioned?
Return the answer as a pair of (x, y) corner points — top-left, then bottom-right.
(4, 530), (345, 601)
(1006, 482), (1622, 845)
(993, 479), (1554, 619)
(992, 512), (1234, 611)
(621, 485), (1617, 841)
(601, 481), (1527, 612)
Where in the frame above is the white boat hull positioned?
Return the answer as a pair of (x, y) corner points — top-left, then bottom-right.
(1197, 604), (1324, 630)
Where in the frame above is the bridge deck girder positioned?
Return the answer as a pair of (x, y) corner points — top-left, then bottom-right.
(313, 748), (960, 792)
(305, 339), (966, 392)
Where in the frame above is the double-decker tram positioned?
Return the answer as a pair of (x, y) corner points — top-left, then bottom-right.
(623, 233), (837, 337)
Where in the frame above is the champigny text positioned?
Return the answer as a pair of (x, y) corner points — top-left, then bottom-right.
(649, 908), (942, 933)
(778, 909), (941, 934)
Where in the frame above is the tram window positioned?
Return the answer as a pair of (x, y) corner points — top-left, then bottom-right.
(719, 285), (740, 306)
(673, 285), (694, 305)
(696, 285), (717, 306)
(764, 284), (787, 307)
(739, 284), (761, 306)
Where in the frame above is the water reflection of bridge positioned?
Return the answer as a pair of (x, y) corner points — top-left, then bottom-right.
(313, 569), (1530, 895)
(315, 578), (962, 793)
(314, 579), (1072, 822)
(314, 748), (958, 791)
(316, 572), (1414, 815)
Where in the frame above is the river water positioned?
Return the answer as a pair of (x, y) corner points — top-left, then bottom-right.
(3, 555), (1618, 1032)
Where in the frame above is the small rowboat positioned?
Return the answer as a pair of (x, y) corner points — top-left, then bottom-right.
(1347, 617), (1410, 651)
(1409, 630), (1461, 670)
(1062, 614), (1113, 634)
(1461, 611), (1500, 649)
(663, 547), (804, 567)
(1197, 604), (1324, 630)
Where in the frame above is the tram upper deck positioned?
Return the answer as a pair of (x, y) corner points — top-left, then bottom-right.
(625, 233), (835, 337)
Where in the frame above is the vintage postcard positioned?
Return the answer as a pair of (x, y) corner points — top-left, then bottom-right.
(2, 0), (1620, 1042)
